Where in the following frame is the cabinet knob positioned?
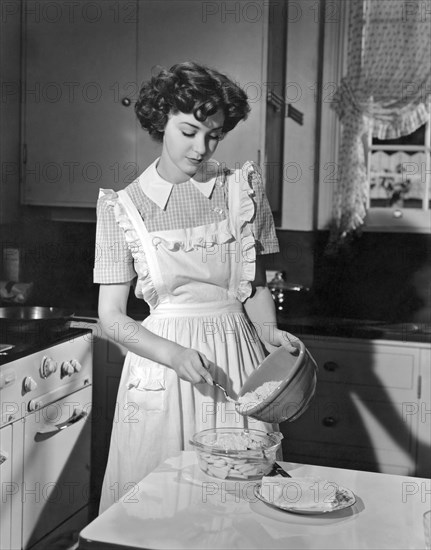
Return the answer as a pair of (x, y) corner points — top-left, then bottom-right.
(323, 361), (338, 372)
(322, 416), (337, 427)
(121, 97), (132, 107)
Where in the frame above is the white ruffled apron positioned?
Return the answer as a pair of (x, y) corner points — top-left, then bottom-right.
(98, 165), (276, 513)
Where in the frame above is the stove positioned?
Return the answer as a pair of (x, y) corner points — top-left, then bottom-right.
(0, 323), (93, 549)
(0, 322), (92, 366)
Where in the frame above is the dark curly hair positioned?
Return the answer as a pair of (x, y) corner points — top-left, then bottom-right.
(135, 61), (250, 142)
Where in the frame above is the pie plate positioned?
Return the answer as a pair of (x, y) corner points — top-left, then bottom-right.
(254, 479), (356, 515)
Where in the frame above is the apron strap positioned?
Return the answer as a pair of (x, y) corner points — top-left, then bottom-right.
(117, 189), (168, 303)
(226, 166), (249, 295)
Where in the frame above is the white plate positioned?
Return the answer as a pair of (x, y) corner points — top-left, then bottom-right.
(254, 479), (356, 515)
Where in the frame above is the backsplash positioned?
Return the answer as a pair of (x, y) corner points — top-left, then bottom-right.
(263, 229), (430, 323)
(1, 220), (98, 311)
(311, 231), (431, 323)
(1, 221), (429, 322)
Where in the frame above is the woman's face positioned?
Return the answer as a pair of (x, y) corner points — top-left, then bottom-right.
(157, 109), (225, 183)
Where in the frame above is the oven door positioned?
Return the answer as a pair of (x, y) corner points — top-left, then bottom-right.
(1, 424), (13, 550)
(22, 385), (92, 549)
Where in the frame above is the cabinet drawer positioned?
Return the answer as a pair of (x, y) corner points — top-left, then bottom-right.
(286, 390), (416, 450)
(284, 390), (417, 475)
(302, 338), (419, 400)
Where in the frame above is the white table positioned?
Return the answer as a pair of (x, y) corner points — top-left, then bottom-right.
(79, 452), (430, 549)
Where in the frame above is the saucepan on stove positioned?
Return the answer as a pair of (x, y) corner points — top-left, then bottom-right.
(0, 306), (97, 332)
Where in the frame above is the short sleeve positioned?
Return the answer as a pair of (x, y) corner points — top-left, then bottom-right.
(246, 163), (280, 255)
(93, 190), (136, 284)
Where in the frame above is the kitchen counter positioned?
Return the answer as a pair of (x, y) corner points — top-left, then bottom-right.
(79, 452), (430, 550)
(277, 316), (431, 344)
(72, 309), (431, 344)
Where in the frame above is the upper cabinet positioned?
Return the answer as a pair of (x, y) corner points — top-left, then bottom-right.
(0, 1), (21, 224)
(135, 0), (268, 175)
(21, 0), (269, 208)
(22, 0), (138, 207)
(279, 0), (323, 230)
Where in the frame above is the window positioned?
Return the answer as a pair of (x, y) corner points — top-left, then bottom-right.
(318, 1), (430, 233)
(365, 113), (431, 232)
(368, 121), (431, 211)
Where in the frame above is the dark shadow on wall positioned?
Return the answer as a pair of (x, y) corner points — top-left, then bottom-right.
(311, 230), (431, 322)
(280, 338), (430, 478)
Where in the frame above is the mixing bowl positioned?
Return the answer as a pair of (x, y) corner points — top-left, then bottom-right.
(190, 427), (283, 480)
(236, 339), (318, 423)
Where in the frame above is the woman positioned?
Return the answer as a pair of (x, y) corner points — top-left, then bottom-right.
(94, 61), (298, 513)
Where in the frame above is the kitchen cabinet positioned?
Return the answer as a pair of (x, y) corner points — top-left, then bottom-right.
(279, 0), (323, 230)
(21, 0), (269, 209)
(0, 0), (21, 224)
(91, 324), (125, 503)
(136, 0), (268, 176)
(283, 335), (431, 477)
(0, 425), (13, 550)
(417, 346), (431, 476)
(21, 0), (139, 207)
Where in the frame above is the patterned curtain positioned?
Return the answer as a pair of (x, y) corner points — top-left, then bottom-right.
(329, 0), (431, 246)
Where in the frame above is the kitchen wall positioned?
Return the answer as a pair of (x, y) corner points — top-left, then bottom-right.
(1, 218), (430, 324)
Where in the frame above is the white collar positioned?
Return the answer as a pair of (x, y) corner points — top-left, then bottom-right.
(138, 158), (221, 210)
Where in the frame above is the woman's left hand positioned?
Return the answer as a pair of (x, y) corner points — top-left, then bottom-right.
(263, 328), (300, 354)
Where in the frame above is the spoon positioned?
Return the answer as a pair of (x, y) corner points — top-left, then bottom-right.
(213, 382), (237, 404)
(198, 354), (238, 405)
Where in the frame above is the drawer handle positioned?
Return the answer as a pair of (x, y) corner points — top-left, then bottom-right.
(322, 416), (337, 427)
(323, 361), (338, 372)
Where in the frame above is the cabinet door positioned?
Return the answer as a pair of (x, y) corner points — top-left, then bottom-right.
(22, 385), (92, 548)
(284, 337), (421, 475)
(22, 0), (138, 206)
(417, 347), (431, 477)
(0, 425), (13, 550)
(136, 0), (267, 172)
(91, 328), (125, 505)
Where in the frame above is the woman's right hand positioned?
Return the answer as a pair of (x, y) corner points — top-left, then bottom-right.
(171, 348), (214, 386)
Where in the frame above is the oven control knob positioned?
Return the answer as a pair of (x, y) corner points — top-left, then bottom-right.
(28, 399), (41, 412)
(70, 359), (82, 373)
(23, 376), (38, 393)
(40, 356), (58, 378)
(61, 361), (75, 376)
